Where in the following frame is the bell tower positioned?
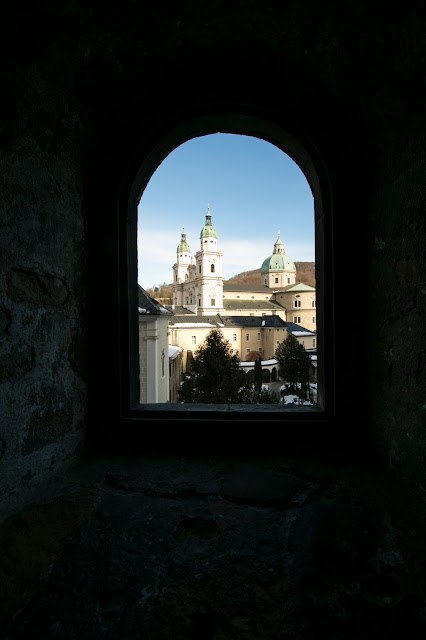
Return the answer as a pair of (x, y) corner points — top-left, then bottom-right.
(172, 228), (194, 308)
(194, 205), (224, 315)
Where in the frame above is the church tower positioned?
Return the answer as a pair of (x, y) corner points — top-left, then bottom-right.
(172, 228), (194, 308)
(194, 206), (224, 315)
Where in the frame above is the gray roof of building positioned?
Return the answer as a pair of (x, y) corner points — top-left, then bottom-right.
(138, 286), (172, 316)
(224, 282), (314, 294)
(224, 283), (270, 292)
(168, 314), (224, 327)
(166, 305), (194, 315)
(223, 299), (287, 311)
(286, 322), (316, 336)
(222, 315), (287, 328)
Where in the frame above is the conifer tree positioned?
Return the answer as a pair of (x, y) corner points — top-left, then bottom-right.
(275, 333), (310, 394)
(178, 330), (243, 403)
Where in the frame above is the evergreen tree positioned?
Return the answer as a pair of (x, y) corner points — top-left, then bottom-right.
(178, 330), (243, 403)
(275, 333), (310, 394)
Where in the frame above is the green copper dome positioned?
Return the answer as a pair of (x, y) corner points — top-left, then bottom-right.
(261, 253), (296, 273)
(200, 206), (217, 239)
(177, 230), (191, 253)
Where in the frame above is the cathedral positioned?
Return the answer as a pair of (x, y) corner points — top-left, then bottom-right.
(169, 207), (317, 374)
(172, 206), (316, 327)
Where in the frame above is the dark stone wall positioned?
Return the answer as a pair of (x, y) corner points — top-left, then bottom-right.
(0, 2), (425, 519)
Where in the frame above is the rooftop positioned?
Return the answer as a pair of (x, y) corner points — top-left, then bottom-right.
(138, 286), (172, 316)
(169, 314), (224, 328)
(223, 300), (286, 312)
(222, 315), (287, 328)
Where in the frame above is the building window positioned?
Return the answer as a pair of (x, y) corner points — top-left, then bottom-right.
(293, 316), (301, 323)
(313, 338), (316, 348)
(312, 316), (316, 324)
(211, 298), (215, 306)
(275, 277), (279, 284)
(233, 334), (237, 341)
(259, 347), (263, 353)
(199, 265), (201, 273)
(191, 336), (196, 344)
(246, 348), (250, 353)
(245, 333), (249, 341)
(211, 264), (215, 272)
(287, 277), (290, 283)
(294, 300), (301, 308)
(257, 332), (261, 340)
(312, 300), (316, 307)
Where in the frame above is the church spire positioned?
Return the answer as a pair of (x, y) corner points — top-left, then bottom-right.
(273, 230), (285, 255)
(205, 204), (212, 226)
(177, 226), (191, 253)
(200, 204), (217, 239)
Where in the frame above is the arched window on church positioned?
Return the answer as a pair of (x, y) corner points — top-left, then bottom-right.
(211, 264), (215, 273)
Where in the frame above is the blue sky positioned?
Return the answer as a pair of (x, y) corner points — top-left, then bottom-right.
(137, 133), (314, 288)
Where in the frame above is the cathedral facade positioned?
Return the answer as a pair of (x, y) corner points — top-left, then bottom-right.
(172, 207), (316, 330)
(172, 206), (225, 315)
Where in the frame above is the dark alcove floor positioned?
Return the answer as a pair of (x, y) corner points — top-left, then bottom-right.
(1, 451), (425, 639)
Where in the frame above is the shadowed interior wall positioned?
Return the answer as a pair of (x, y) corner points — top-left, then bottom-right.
(0, 3), (425, 519)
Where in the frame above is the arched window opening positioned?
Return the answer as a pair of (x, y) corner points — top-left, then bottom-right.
(128, 116), (330, 419)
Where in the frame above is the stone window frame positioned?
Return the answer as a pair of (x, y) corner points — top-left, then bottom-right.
(105, 110), (334, 437)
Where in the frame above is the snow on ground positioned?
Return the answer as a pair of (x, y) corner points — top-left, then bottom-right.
(284, 394), (299, 404)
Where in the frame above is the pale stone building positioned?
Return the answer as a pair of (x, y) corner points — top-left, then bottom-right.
(138, 286), (172, 403)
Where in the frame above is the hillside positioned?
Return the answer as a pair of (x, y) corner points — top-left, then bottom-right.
(146, 262), (316, 297)
(226, 262), (316, 288)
